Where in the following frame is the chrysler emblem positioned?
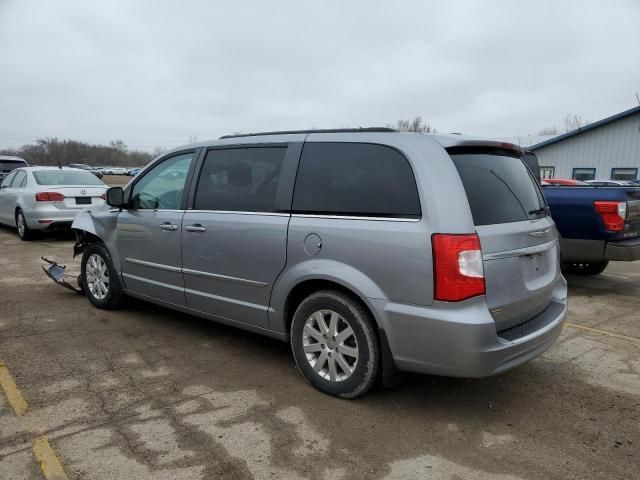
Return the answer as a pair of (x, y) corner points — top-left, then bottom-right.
(81, 189), (87, 195)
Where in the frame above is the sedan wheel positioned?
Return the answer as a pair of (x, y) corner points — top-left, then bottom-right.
(15, 210), (32, 241)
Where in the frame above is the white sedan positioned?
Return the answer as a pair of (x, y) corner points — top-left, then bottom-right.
(0, 167), (108, 240)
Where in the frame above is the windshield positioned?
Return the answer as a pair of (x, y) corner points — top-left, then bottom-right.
(0, 160), (27, 172)
(451, 150), (547, 226)
(33, 170), (105, 186)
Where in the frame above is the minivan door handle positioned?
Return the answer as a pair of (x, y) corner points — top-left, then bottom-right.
(159, 222), (178, 232)
(185, 224), (206, 233)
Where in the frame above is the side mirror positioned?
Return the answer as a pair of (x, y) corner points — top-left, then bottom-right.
(106, 187), (126, 208)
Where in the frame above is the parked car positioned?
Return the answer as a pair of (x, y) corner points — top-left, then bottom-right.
(68, 163), (104, 179)
(127, 167), (142, 176)
(0, 167), (107, 240)
(585, 179), (636, 187)
(544, 178), (589, 186)
(108, 167), (128, 175)
(0, 155), (28, 183)
(70, 129), (567, 398)
(542, 182), (640, 274)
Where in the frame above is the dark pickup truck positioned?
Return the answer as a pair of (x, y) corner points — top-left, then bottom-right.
(542, 184), (640, 274)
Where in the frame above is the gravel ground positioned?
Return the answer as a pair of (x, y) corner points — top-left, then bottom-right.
(0, 226), (638, 479)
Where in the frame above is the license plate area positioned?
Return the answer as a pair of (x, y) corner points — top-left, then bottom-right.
(75, 197), (91, 205)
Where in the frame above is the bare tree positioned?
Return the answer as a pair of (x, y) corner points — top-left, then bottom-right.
(537, 126), (559, 135)
(390, 116), (435, 133)
(562, 113), (585, 133)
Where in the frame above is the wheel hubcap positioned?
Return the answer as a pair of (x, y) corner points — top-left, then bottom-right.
(302, 309), (359, 382)
(17, 214), (25, 236)
(86, 254), (109, 300)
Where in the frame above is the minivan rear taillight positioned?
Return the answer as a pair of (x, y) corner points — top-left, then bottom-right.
(35, 192), (65, 202)
(594, 201), (626, 232)
(433, 233), (485, 302)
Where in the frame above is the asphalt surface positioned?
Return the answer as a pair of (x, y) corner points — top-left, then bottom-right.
(0, 225), (639, 479)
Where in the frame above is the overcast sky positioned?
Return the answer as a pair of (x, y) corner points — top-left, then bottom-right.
(1, 0), (639, 151)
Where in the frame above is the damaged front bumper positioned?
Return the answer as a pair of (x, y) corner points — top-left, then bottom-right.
(41, 257), (84, 294)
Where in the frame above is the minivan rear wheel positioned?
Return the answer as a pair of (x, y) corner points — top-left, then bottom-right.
(290, 290), (380, 398)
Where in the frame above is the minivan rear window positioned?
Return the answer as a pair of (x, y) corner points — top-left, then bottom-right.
(450, 149), (547, 226)
(292, 143), (421, 218)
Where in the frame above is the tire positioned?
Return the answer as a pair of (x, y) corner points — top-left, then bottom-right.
(290, 290), (380, 399)
(81, 243), (124, 309)
(15, 209), (33, 241)
(570, 261), (609, 276)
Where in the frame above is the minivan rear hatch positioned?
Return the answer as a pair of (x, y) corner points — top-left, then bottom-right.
(449, 147), (560, 332)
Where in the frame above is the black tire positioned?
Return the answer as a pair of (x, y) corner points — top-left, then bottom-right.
(569, 261), (609, 276)
(290, 290), (380, 399)
(15, 209), (33, 241)
(81, 243), (124, 309)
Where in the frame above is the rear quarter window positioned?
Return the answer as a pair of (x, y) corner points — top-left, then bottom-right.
(450, 149), (546, 226)
(292, 142), (421, 218)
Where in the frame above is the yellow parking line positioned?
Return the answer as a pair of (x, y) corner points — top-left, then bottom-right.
(1, 361), (69, 479)
(0, 361), (28, 416)
(33, 435), (69, 480)
(566, 322), (640, 344)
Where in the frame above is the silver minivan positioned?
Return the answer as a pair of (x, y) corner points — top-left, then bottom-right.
(72, 129), (567, 398)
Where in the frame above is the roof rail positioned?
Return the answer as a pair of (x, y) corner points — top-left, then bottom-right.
(219, 127), (396, 139)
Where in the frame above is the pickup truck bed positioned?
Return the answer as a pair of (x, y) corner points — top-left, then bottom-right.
(542, 185), (640, 273)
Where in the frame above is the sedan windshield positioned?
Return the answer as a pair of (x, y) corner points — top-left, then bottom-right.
(33, 170), (105, 186)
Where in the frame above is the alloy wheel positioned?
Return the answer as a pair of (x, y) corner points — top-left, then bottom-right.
(85, 253), (109, 300)
(302, 309), (359, 382)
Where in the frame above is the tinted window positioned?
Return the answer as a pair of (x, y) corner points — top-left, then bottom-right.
(451, 151), (547, 226)
(33, 170), (105, 186)
(12, 170), (27, 188)
(131, 153), (193, 210)
(292, 143), (421, 218)
(0, 160), (27, 172)
(194, 147), (286, 212)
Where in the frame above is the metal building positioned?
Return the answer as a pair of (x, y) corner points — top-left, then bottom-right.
(530, 106), (640, 181)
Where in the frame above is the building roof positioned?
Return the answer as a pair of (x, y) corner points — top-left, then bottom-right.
(530, 105), (640, 150)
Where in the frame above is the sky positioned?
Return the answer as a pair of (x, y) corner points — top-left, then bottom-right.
(1, 0), (639, 152)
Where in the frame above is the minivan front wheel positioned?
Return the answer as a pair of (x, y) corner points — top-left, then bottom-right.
(81, 243), (124, 309)
(290, 290), (380, 398)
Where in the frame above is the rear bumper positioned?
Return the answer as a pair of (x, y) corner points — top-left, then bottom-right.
(561, 237), (640, 262)
(370, 277), (567, 378)
(24, 205), (104, 230)
(604, 237), (640, 261)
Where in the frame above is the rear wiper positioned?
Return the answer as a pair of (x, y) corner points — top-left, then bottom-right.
(528, 207), (549, 216)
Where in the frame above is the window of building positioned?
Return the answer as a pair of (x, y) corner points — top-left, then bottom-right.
(194, 147), (287, 212)
(292, 142), (421, 218)
(572, 168), (596, 181)
(540, 166), (555, 179)
(610, 168), (638, 181)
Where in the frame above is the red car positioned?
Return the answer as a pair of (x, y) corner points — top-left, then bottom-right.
(542, 178), (588, 186)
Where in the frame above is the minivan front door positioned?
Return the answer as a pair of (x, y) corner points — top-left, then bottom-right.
(117, 152), (195, 306)
(181, 145), (293, 329)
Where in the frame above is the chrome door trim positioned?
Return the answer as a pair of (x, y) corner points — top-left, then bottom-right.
(187, 210), (290, 217)
(483, 239), (558, 261)
(291, 213), (421, 222)
(182, 268), (268, 287)
(124, 257), (182, 273)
